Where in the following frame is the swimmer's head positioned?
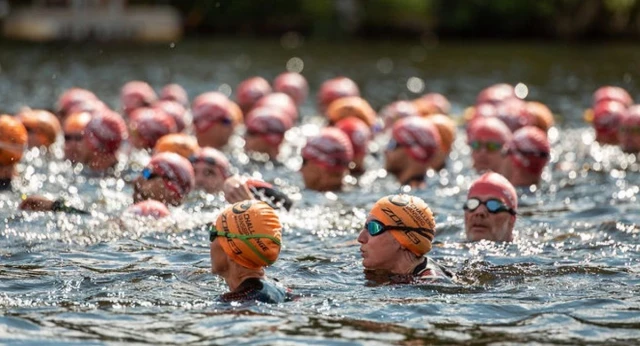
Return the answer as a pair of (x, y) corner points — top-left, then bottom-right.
(153, 100), (188, 133)
(273, 72), (308, 106)
(121, 81), (157, 116)
(133, 152), (195, 206)
(63, 112), (93, 163)
(619, 105), (640, 153)
(386, 116), (442, 169)
(465, 172), (517, 242)
(466, 117), (512, 173)
(300, 127), (354, 191)
(160, 83), (189, 107)
(125, 199), (170, 219)
(244, 106), (292, 154)
(84, 111), (128, 155)
(524, 101), (555, 132)
(317, 77), (360, 114)
(593, 100), (626, 145)
(326, 96), (376, 128)
(334, 117), (371, 175)
(154, 133), (200, 159)
(414, 92), (451, 117)
(190, 146), (232, 194)
(17, 109), (61, 148)
(235, 77), (272, 113)
(502, 126), (550, 181)
(0, 115), (28, 166)
(357, 194), (436, 273)
(211, 200), (282, 270)
(476, 83), (516, 106)
(253, 92), (299, 124)
(593, 86), (633, 108)
(56, 88), (98, 120)
(128, 107), (177, 150)
(192, 92), (242, 149)
(379, 100), (420, 131)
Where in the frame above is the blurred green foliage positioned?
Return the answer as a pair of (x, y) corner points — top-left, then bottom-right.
(8, 0), (640, 39)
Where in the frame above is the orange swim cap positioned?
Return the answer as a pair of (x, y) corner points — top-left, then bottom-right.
(525, 101), (555, 132)
(214, 200), (282, 269)
(154, 133), (200, 159)
(326, 96), (376, 128)
(0, 115), (28, 165)
(426, 114), (456, 153)
(414, 93), (451, 116)
(63, 112), (93, 134)
(17, 109), (62, 148)
(369, 194), (436, 256)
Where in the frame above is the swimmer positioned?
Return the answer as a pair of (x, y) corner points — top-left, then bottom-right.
(253, 92), (299, 124)
(317, 76), (360, 114)
(222, 176), (294, 211)
(82, 111), (128, 173)
(243, 106), (293, 160)
(619, 105), (640, 153)
(120, 81), (157, 117)
(17, 109), (61, 149)
(208, 200), (290, 303)
(413, 92), (451, 117)
(235, 77), (272, 113)
(357, 194), (452, 282)
(379, 100), (420, 131)
(154, 133), (200, 159)
(0, 115), (28, 190)
(273, 72), (308, 107)
(424, 114), (456, 171)
(192, 92), (243, 150)
(159, 83), (189, 108)
(464, 172), (517, 242)
(300, 127), (354, 192)
(190, 147), (232, 194)
(62, 112), (92, 164)
(326, 96), (376, 128)
(384, 116), (441, 188)
(128, 107), (177, 151)
(334, 117), (372, 176)
(500, 126), (550, 187)
(466, 117), (512, 173)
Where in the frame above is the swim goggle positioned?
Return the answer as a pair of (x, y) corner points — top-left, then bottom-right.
(141, 167), (183, 197)
(469, 140), (503, 152)
(502, 148), (549, 158)
(620, 125), (640, 134)
(64, 133), (84, 142)
(386, 138), (408, 151)
(208, 225), (281, 265)
(364, 220), (435, 239)
(463, 198), (516, 215)
(188, 155), (217, 166)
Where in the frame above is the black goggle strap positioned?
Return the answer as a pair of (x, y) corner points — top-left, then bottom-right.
(208, 226), (281, 266)
(384, 226), (435, 241)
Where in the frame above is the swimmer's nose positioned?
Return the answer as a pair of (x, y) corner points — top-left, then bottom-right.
(357, 228), (368, 244)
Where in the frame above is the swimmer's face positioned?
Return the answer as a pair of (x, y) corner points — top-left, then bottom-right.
(470, 139), (505, 173)
(300, 160), (344, 192)
(464, 193), (515, 242)
(64, 132), (89, 163)
(357, 218), (405, 272)
(244, 133), (275, 156)
(193, 161), (225, 194)
(619, 126), (640, 153)
(196, 123), (234, 150)
(210, 238), (229, 275)
(384, 145), (408, 176)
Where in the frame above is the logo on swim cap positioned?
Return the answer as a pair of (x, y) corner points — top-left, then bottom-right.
(232, 200), (254, 214)
(388, 194), (410, 207)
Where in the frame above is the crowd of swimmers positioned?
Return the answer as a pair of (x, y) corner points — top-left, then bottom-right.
(1, 73), (638, 303)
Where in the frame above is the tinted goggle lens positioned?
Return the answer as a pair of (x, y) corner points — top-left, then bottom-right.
(365, 220), (386, 236)
(470, 141), (503, 152)
(464, 198), (514, 214)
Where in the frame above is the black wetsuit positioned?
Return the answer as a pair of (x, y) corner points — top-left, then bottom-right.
(219, 278), (291, 304)
(0, 178), (11, 191)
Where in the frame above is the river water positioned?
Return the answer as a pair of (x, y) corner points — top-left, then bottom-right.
(1, 39), (640, 345)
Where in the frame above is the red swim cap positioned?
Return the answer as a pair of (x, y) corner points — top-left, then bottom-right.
(236, 77), (272, 112)
(126, 199), (170, 219)
(302, 127), (354, 172)
(317, 77), (360, 113)
(253, 92), (299, 123)
(190, 146), (232, 179)
(192, 92), (242, 133)
(147, 152), (195, 199)
(467, 116), (512, 144)
(160, 83), (189, 107)
(391, 116), (442, 163)
(153, 100), (187, 133)
(245, 107), (293, 146)
(273, 72), (308, 106)
(506, 126), (550, 176)
(593, 86), (633, 108)
(84, 111), (127, 154)
(468, 172), (518, 210)
(593, 100), (626, 144)
(524, 101), (555, 131)
(0, 115), (27, 165)
(129, 108), (178, 149)
(56, 88), (98, 119)
(495, 98), (532, 132)
(380, 100), (420, 130)
(334, 116), (372, 157)
(476, 83), (516, 105)
(121, 81), (157, 116)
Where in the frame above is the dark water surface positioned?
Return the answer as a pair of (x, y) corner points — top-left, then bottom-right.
(1, 39), (640, 345)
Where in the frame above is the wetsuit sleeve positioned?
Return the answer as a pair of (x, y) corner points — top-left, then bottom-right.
(51, 199), (90, 215)
(247, 183), (293, 211)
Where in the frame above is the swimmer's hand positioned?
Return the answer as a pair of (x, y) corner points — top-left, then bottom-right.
(19, 195), (54, 212)
(222, 175), (253, 204)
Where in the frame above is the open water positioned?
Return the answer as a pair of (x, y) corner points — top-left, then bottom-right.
(1, 39), (640, 345)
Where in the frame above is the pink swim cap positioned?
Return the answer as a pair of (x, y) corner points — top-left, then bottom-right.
(245, 107), (293, 146)
(126, 199), (170, 219)
(593, 100), (626, 136)
(593, 86), (633, 108)
(468, 172), (518, 210)
(467, 116), (513, 144)
(317, 77), (360, 113)
(121, 81), (158, 116)
(380, 100), (421, 130)
(506, 126), (550, 176)
(495, 98), (532, 132)
(334, 116), (372, 157)
(153, 100), (188, 132)
(192, 92), (242, 133)
(414, 92), (451, 116)
(302, 127), (354, 172)
(253, 92), (299, 123)
(160, 83), (189, 107)
(147, 152), (195, 199)
(129, 108), (178, 149)
(476, 83), (516, 106)
(236, 77), (272, 112)
(84, 111), (127, 154)
(56, 88), (98, 119)
(273, 72), (309, 106)
(391, 116), (442, 163)
(190, 146), (232, 179)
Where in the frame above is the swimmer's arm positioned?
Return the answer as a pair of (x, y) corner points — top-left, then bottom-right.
(222, 175), (253, 204)
(19, 195), (89, 215)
